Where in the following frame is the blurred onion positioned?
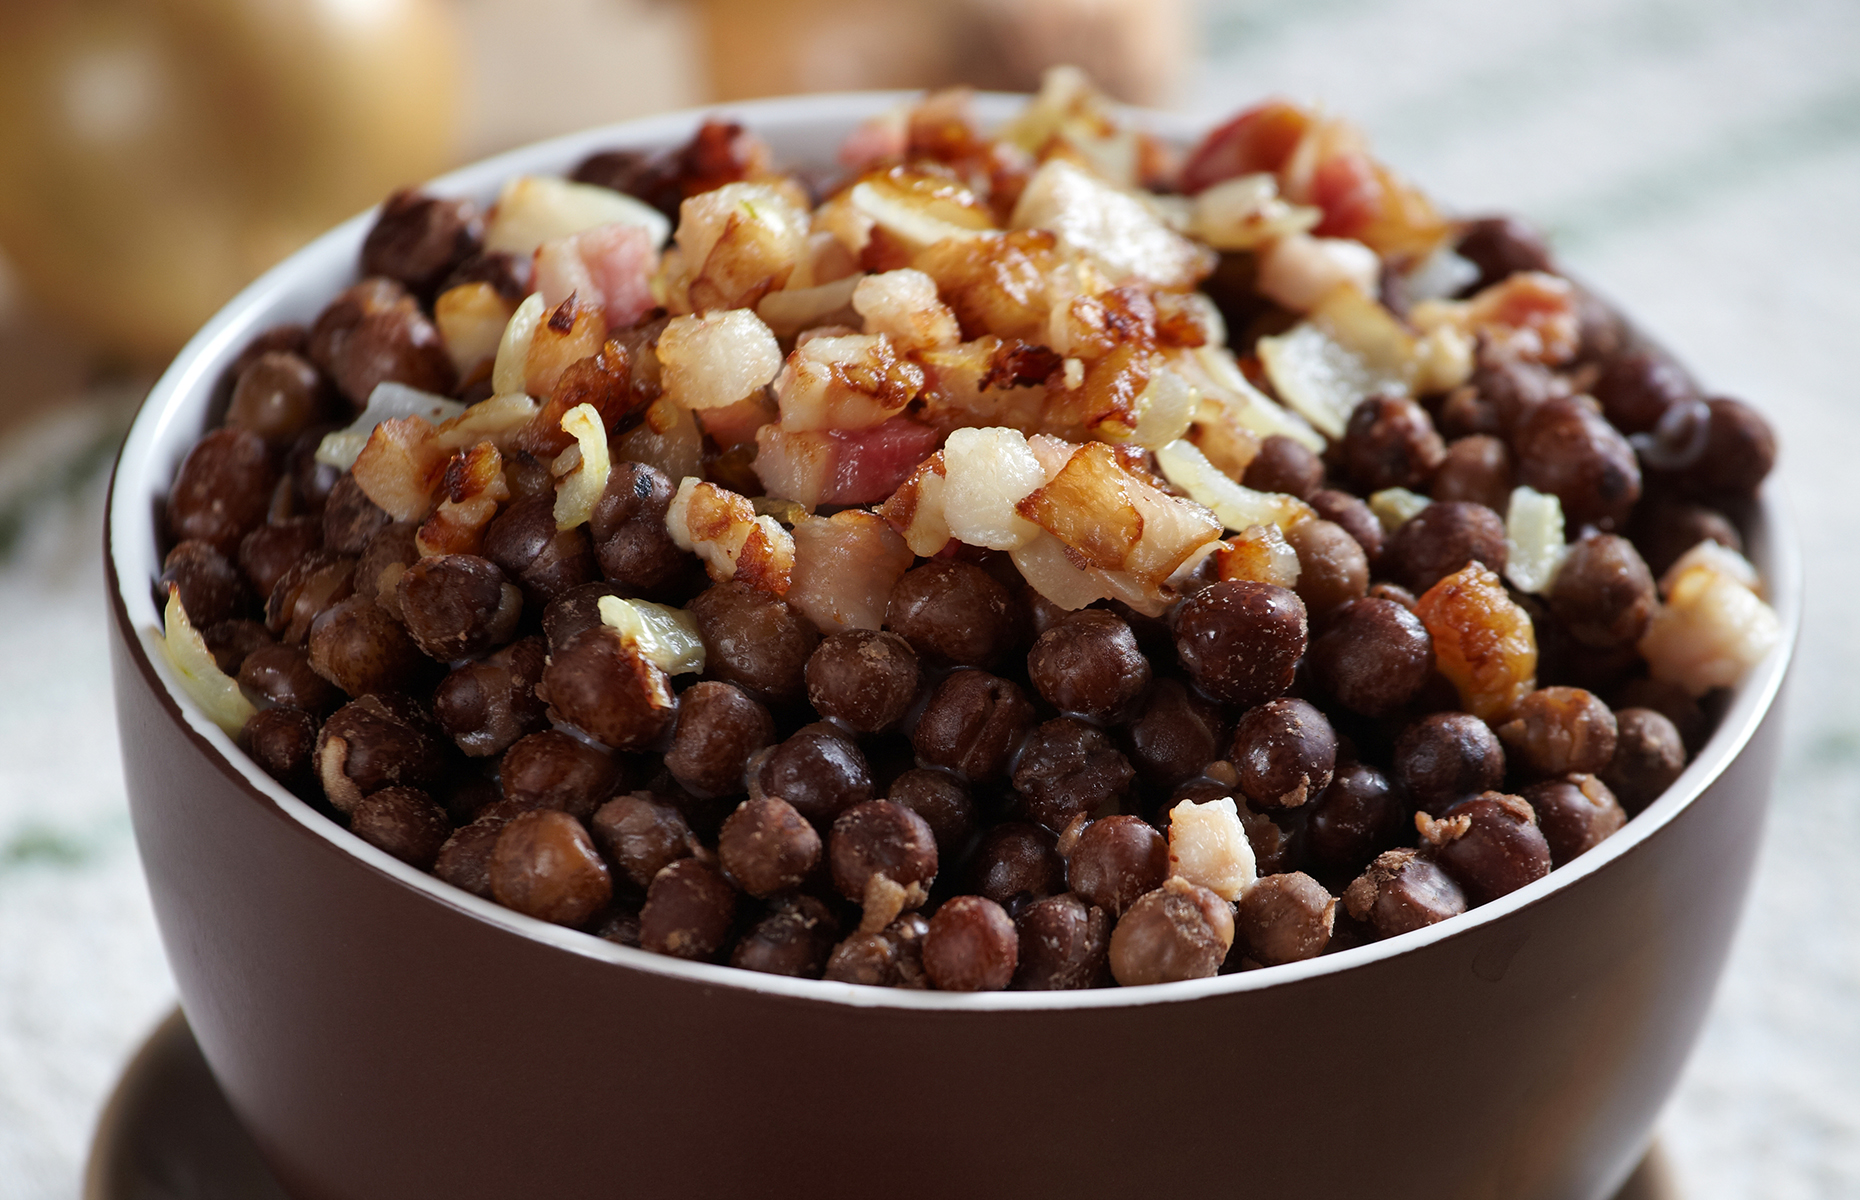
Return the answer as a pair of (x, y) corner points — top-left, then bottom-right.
(0, 0), (459, 361)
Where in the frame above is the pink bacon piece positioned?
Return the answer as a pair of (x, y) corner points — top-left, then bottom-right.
(754, 417), (942, 508)
(534, 222), (659, 331)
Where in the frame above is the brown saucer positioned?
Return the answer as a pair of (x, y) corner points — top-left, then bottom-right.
(85, 1008), (1682, 1200)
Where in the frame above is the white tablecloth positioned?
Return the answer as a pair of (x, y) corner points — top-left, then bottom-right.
(2, 0), (1857, 1194)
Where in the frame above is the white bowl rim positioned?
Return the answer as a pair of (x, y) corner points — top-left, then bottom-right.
(109, 89), (1803, 1013)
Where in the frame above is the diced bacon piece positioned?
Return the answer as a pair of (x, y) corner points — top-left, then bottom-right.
(1017, 441), (1144, 570)
(941, 427), (1046, 550)
(838, 107), (908, 172)
(524, 294), (607, 400)
(853, 268), (960, 351)
(913, 229), (1059, 343)
(666, 478), (795, 595)
(417, 441), (511, 557)
(516, 338), (637, 457)
(695, 392), (777, 449)
(1256, 232), (1380, 312)
(915, 338), (1047, 435)
(350, 416), (449, 521)
(657, 310), (783, 411)
(877, 450), (952, 557)
(1639, 560), (1781, 697)
(434, 283), (517, 376)
(773, 333), (924, 431)
(755, 417), (942, 508)
(788, 511), (915, 634)
(1416, 563), (1538, 722)
(1010, 159), (1214, 291)
(1466, 272), (1580, 366)
(669, 182), (810, 313)
(534, 222), (659, 330)
(1215, 524), (1301, 589)
(1181, 100), (1314, 195)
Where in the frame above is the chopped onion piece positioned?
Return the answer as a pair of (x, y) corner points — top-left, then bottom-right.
(1178, 346), (1325, 453)
(1127, 363), (1199, 449)
(492, 292), (546, 397)
(1154, 439), (1314, 533)
(757, 273), (863, 338)
(159, 587), (255, 737)
(598, 595), (706, 676)
(1503, 486), (1568, 595)
(1257, 321), (1402, 441)
(554, 403), (612, 530)
(1369, 488), (1431, 534)
(1190, 173), (1321, 251)
(1404, 244), (1481, 304)
(315, 383), (465, 470)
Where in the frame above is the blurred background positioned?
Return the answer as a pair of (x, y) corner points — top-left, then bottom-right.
(0, 0), (1856, 1196)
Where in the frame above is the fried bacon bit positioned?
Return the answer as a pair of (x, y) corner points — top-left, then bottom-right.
(1639, 554), (1781, 697)
(754, 417), (943, 509)
(914, 339), (1044, 435)
(694, 391), (777, 449)
(665, 182), (810, 314)
(1181, 100), (1313, 195)
(982, 340), (1063, 390)
(1018, 441), (1143, 570)
(351, 416), (449, 521)
(417, 441), (511, 557)
(533, 221), (659, 331)
(614, 395), (704, 484)
(787, 510), (915, 634)
(666, 478), (795, 594)
(1216, 524), (1301, 588)
(877, 449), (952, 556)
(1416, 563), (1538, 722)
(554, 403), (613, 531)
(1041, 340), (1151, 442)
(515, 338), (638, 457)
(657, 310), (784, 411)
(434, 282), (518, 376)
(839, 107), (909, 173)
(523, 293), (607, 400)
(1412, 272), (1580, 369)
(914, 229), (1059, 342)
(1049, 284), (1157, 361)
(1256, 233), (1381, 313)
(774, 333), (925, 432)
(852, 269), (961, 352)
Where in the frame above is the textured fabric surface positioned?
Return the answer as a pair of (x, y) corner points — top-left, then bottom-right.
(2, 1), (1856, 1195)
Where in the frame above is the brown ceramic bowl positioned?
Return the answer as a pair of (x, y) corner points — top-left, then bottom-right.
(107, 93), (1799, 1200)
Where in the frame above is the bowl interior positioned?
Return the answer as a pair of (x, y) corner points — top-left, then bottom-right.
(107, 91), (1803, 1012)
